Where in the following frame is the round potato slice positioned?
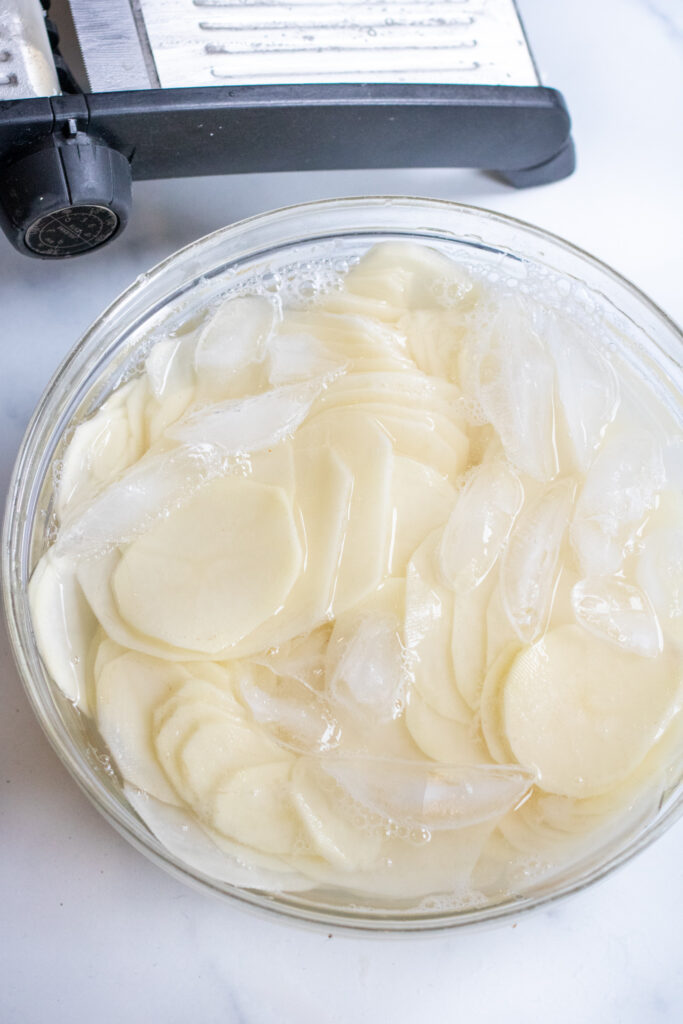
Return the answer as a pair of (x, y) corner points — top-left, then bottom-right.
(95, 650), (190, 804)
(503, 624), (681, 798)
(113, 477), (302, 653)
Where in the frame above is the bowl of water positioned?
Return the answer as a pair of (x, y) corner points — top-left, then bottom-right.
(3, 197), (682, 931)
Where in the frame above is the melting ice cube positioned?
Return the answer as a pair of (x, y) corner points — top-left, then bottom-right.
(267, 331), (345, 386)
(166, 382), (321, 453)
(318, 757), (535, 831)
(501, 479), (575, 643)
(240, 668), (341, 754)
(544, 312), (620, 473)
(194, 294), (277, 381)
(55, 445), (224, 560)
(329, 614), (406, 722)
(438, 458), (524, 591)
(571, 430), (665, 575)
(571, 576), (663, 658)
(473, 298), (558, 481)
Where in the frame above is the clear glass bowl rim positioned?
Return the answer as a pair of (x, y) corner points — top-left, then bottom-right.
(3, 195), (682, 934)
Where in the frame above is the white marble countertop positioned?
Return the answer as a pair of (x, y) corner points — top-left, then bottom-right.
(1, 1), (682, 1021)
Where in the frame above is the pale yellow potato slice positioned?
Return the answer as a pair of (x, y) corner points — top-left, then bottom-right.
(78, 549), (212, 661)
(125, 785), (311, 892)
(315, 368), (464, 414)
(388, 456), (456, 576)
(95, 650), (189, 804)
(153, 677), (291, 813)
(211, 761), (301, 855)
(112, 477), (302, 653)
(480, 642), (521, 765)
(28, 550), (97, 712)
(342, 241), (474, 311)
(280, 309), (407, 353)
(320, 399), (468, 471)
(404, 530), (471, 723)
(372, 410), (468, 481)
(291, 759), (383, 870)
(57, 377), (150, 523)
(484, 583), (518, 671)
(637, 527), (683, 646)
(503, 624), (681, 797)
(226, 444), (353, 656)
(405, 689), (486, 764)
(398, 307), (473, 381)
(297, 408), (394, 615)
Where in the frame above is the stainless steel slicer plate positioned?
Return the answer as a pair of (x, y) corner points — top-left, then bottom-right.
(68, 0), (539, 92)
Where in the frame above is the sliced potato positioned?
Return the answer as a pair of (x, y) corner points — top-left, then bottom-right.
(113, 478), (302, 653)
(95, 650), (189, 804)
(503, 624), (681, 797)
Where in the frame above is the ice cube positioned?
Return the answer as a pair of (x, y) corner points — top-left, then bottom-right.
(166, 382), (321, 453)
(240, 667), (341, 753)
(501, 479), (575, 643)
(571, 429), (665, 575)
(438, 458), (524, 591)
(328, 613), (406, 722)
(571, 576), (663, 658)
(55, 445), (224, 560)
(145, 334), (196, 400)
(473, 297), (558, 481)
(267, 331), (345, 386)
(544, 313), (620, 472)
(253, 624), (331, 690)
(194, 294), (277, 381)
(317, 757), (535, 831)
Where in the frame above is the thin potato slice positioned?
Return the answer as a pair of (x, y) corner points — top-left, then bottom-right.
(503, 625), (681, 797)
(113, 478), (302, 653)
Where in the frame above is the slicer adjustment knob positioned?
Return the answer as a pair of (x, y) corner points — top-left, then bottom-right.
(0, 130), (131, 258)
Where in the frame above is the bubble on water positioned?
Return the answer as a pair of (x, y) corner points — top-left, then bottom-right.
(261, 271), (281, 293)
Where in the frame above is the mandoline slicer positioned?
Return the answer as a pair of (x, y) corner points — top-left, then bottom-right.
(0, 0), (575, 258)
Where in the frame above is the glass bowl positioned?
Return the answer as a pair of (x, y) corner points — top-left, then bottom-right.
(3, 197), (682, 932)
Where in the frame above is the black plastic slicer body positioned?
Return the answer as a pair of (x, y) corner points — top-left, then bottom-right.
(0, 0), (575, 258)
